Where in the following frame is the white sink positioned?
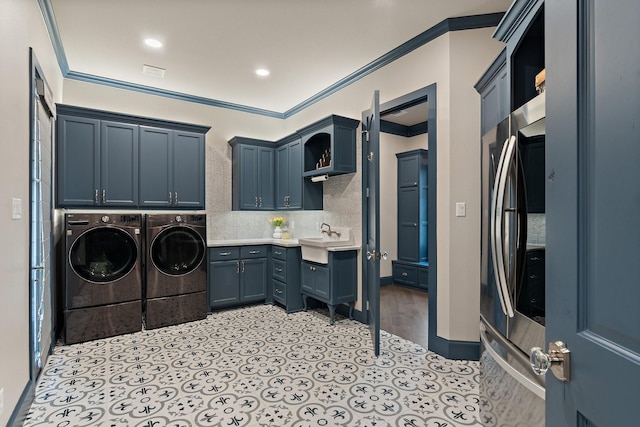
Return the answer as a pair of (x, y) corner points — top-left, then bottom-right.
(299, 227), (353, 264)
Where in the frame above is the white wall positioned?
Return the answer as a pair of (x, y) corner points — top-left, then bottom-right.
(379, 133), (428, 277)
(0, 0), (63, 424)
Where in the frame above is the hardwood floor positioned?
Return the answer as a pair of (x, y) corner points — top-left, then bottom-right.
(380, 284), (428, 349)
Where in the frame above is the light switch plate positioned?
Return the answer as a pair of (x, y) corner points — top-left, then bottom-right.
(456, 202), (466, 217)
(12, 198), (22, 220)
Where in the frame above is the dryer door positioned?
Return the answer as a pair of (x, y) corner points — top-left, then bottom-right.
(70, 227), (138, 283)
(151, 226), (205, 276)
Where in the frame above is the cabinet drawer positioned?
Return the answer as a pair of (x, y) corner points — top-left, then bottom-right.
(209, 247), (240, 261)
(272, 246), (287, 261)
(241, 245), (267, 259)
(273, 259), (287, 282)
(393, 262), (417, 286)
(273, 280), (286, 305)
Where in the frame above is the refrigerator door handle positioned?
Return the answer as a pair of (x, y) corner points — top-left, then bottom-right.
(490, 137), (510, 317)
(480, 321), (545, 399)
(492, 136), (516, 318)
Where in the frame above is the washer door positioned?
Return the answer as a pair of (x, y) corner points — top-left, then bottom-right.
(69, 227), (138, 284)
(151, 226), (205, 276)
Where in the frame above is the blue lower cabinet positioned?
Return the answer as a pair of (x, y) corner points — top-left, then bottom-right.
(208, 246), (268, 309)
(392, 260), (428, 291)
(301, 250), (357, 324)
(271, 246), (304, 313)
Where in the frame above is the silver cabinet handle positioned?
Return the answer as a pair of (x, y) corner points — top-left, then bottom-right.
(95, 189), (99, 203)
(236, 261), (240, 273)
(255, 196), (258, 207)
(175, 192), (178, 204)
(401, 272), (408, 277)
(274, 251), (283, 255)
(219, 251), (232, 256)
(249, 250), (260, 254)
(530, 256), (541, 261)
(241, 261), (245, 273)
(169, 192), (172, 205)
(275, 288), (283, 294)
(102, 189), (106, 204)
(275, 267), (283, 272)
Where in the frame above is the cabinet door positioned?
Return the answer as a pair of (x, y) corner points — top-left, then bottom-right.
(398, 186), (420, 261)
(56, 115), (100, 207)
(238, 145), (259, 209)
(174, 131), (205, 209)
(209, 260), (240, 308)
(287, 140), (303, 209)
(100, 121), (138, 207)
(241, 258), (267, 301)
(301, 262), (314, 293)
(139, 126), (172, 207)
(397, 156), (420, 188)
(257, 147), (274, 209)
(313, 265), (330, 300)
(275, 144), (290, 209)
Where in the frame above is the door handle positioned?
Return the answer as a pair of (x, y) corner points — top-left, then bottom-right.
(491, 135), (516, 318)
(366, 251), (388, 260)
(531, 341), (571, 382)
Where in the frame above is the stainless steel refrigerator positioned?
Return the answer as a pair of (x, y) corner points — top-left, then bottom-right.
(479, 93), (546, 426)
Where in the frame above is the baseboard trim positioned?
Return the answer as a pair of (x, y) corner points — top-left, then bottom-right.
(7, 380), (35, 427)
(429, 336), (480, 361)
(380, 276), (394, 286)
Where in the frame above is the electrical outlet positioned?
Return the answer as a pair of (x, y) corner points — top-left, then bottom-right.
(456, 202), (466, 217)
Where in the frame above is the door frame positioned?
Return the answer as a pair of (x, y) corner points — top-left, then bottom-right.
(362, 83), (438, 352)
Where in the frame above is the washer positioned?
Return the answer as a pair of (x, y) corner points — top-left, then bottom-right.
(64, 213), (142, 344)
(145, 213), (207, 329)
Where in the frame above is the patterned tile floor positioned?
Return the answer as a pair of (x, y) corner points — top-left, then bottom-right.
(24, 305), (480, 427)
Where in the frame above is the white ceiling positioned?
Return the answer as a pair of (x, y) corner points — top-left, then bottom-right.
(50, 0), (511, 115)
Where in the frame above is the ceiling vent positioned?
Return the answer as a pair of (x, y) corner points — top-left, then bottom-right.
(142, 64), (166, 78)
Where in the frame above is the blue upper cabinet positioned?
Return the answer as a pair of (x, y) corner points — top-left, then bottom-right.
(229, 137), (275, 211)
(300, 115), (360, 178)
(56, 104), (209, 209)
(100, 121), (139, 207)
(475, 49), (509, 135)
(57, 115), (138, 207)
(172, 131), (205, 209)
(57, 115), (100, 207)
(139, 127), (205, 209)
(275, 134), (322, 210)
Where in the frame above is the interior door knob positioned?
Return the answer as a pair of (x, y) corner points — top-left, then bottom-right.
(531, 341), (571, 381)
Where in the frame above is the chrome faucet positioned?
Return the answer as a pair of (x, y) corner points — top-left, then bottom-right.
(320, 222), (341, 237)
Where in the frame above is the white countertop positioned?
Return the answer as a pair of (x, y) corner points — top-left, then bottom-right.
(208, 238), (361, 251)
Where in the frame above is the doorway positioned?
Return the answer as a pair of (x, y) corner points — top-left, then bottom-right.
(29, 49), (54, 382)
(379, 99), (429, 348)
(362, 84), (437, 355)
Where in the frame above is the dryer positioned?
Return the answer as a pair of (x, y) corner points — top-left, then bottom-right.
(64, 213), (142, 344)
(145, 213), (207, 329)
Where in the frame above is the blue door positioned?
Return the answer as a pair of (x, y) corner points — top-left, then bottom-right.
(362, 91), (381, 355)
(545, 0), (640, 424)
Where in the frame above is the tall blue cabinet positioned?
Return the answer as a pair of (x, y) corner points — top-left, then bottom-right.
(392, 149), (429, 291)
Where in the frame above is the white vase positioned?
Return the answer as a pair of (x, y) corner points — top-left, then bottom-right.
(272, 226), (282, 239)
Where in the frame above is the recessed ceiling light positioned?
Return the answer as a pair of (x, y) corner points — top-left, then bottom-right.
(256, 68), (270, 77)
(144, 38), (163, 48)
